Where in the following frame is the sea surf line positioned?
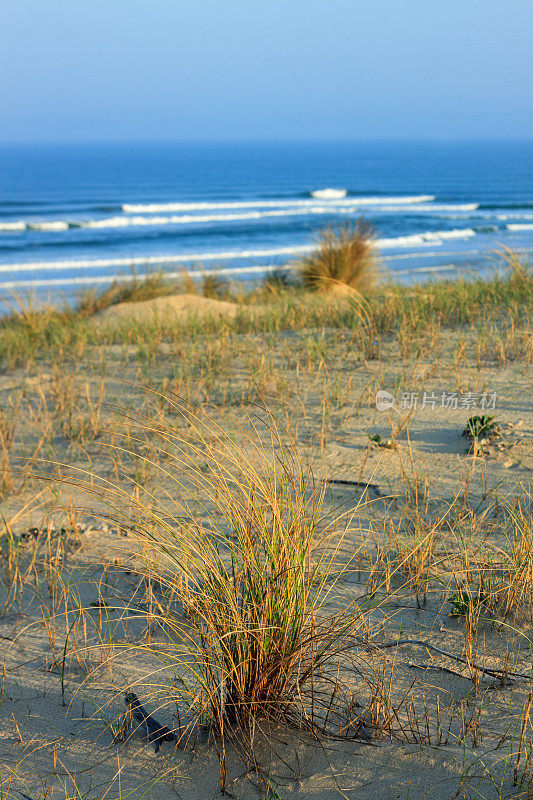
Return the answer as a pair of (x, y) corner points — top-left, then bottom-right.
(0, 202), (480, 234)
(0, 260), (467, 291)
(0, 229), (478, 274)
(120, 195), (437, 213)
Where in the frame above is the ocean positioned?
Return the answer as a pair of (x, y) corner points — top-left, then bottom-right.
(0, 140), (532, 303)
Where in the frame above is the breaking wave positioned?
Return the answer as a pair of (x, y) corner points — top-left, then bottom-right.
(507, 223), (533, 231)
(82, 206), (479, 229)
(0, 221), (26, 232)
(0, 202), (479, 234)
(121, 195), (436, 213)
(310, 188), (347, 199)
(27, 221), (70, 232)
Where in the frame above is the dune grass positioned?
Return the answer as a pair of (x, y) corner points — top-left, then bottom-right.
(75, 269), (179, 317)
(1, 247), (532, 798)
(51, 399), (370, 790)
(260, 267), (296, 295)
(75, 266), (234, 317)
(2, 360), (533, 797)
(297, 220), (379, 293)
(0, 249), (530, 371)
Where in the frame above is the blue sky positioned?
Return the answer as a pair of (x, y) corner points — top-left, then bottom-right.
(1, 0), (532, 143)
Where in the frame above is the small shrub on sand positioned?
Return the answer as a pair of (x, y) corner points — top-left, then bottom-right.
(463, 414), (499, 440)
(297, 220), (378, 293)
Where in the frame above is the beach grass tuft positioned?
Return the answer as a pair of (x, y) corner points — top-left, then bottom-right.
(53, 397), (367, 789)
(297, 220), (379, 293)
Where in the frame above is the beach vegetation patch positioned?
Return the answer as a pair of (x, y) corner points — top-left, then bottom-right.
(64, 399), (370, 790)
(75, 268), (177, 317)
(463, 414), (499, 441)
(296, 220), (379, 293)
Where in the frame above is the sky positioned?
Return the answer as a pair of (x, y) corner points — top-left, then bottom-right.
(1, 0), (532, 143)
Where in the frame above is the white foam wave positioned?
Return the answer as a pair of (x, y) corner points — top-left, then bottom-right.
(413, 203), (478, 211)
(0, 228), (477, 276)
(427, 228), (476, 240)
(85, 206), (477, 229)
(0, 245), (314, 273)
(507, 223), (533, 231)
(0, 221), (26, 232)
(310, 188), (347, 199)
(379, 228), (476, 248)
(0, 264), (284, 290)
(85, 211), (312, 228)
(28, 221), (70, 232)
(69, 204), (483, 232)
(0, 220), (70, 232)
(124, 203), (479, 226)
(121, 195), (436, 213)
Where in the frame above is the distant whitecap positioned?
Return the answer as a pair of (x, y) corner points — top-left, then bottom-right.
(27, 221), (70, 231)
(0, 221), (26, 232)
(507, 223), (533, 231)
(310, 188), (347, 199)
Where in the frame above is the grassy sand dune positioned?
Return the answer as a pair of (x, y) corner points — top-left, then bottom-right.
(95, 293), (238, 325)
(0, 249), (532, 799)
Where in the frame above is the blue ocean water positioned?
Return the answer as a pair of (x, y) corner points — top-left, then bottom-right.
(0, 141), (532, 301)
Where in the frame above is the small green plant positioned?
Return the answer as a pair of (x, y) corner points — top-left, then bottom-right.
(447, 589), (489, 616)
(369, 433), (394, 449)
(463, 414), (499, 440)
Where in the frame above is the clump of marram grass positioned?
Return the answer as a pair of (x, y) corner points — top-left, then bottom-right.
(297, 220), (379, 293)
(55, 396), (368, 790)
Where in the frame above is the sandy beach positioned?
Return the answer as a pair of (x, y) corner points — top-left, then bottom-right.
(0, 267), (531, 799)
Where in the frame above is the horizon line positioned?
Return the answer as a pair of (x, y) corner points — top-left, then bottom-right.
(1, 136), (533, 148)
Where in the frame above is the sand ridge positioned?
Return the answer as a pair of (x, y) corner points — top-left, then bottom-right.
(96, 293), (239, 324)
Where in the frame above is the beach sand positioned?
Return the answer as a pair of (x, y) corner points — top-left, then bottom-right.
(0, 297), (531, 800)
